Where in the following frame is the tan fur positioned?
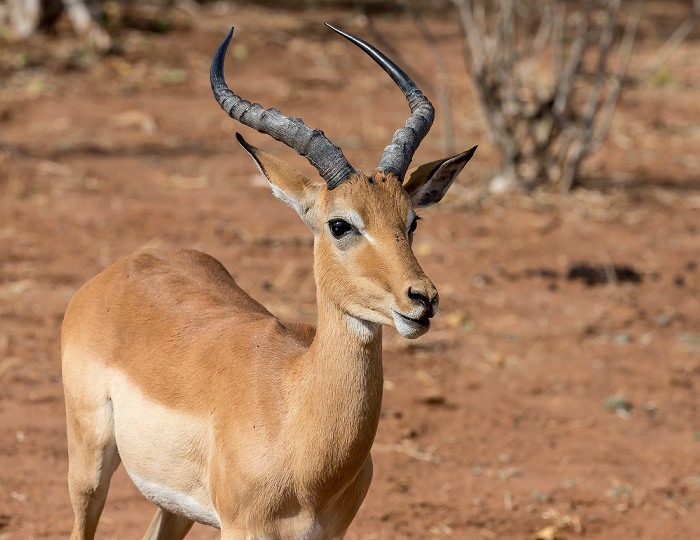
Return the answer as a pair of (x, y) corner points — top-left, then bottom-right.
(62, 140), (474, 539)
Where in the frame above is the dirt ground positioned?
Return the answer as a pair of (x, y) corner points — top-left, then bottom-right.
(1, 2), (699, 539)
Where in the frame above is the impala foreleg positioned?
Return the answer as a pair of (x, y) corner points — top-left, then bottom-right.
(143, 507), (195, 540)
(65, 395), (120, 540)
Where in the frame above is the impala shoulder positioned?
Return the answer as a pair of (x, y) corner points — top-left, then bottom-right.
(244, 318), (316, 352)
(281, 321), (316, 349)
(119, 248), (271, 315)
(124, 248), (232, 283)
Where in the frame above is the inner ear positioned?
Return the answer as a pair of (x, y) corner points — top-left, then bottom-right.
(404, 146), (477, 208)
(237, 133), (321, 226)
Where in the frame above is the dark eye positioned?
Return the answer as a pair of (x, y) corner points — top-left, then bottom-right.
(409, 217), (420, 234)
(329, 219), (352, 238)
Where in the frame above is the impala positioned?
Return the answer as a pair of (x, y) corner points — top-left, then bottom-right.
(62, 24), (476, 540)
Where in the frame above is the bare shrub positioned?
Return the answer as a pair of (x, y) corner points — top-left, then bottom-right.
(453, 0), (699, 192)
(2, 0), (200, 49)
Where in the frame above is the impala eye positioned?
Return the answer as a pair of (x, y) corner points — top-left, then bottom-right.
(409, 216), (420, 234)
(329, 219), (352, 238)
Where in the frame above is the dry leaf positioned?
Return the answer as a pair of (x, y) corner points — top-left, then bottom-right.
(535, 525), (559, 540)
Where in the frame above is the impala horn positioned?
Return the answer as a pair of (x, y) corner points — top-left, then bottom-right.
(211, 27), (356, 190)
(211, 25), (435, 187)
(325, 23), (435, 181)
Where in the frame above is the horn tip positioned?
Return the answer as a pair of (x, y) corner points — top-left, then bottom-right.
(324, 22), (345, 37)
(222, 26), (234, 44)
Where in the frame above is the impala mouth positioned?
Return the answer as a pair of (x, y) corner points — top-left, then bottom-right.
(392, 310), (432, 339)
(399, 312), (431, 327)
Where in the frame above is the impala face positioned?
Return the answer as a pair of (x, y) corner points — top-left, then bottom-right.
(235, 133), (475, 342)
(314, 172), (438, 339)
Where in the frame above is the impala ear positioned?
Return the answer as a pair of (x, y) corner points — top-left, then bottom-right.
(403, 146), (477, 208)
(236, 133), (321, 228)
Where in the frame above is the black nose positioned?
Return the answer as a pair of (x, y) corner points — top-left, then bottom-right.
(408, 287), (431, 311)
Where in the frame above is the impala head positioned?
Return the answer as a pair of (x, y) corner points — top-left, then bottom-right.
(211, 24), (476, 339)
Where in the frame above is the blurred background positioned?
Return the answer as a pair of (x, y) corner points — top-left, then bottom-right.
(1, 1), (699, 538)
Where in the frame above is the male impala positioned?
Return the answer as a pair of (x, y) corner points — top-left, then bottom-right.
(62, 24), (476, 540)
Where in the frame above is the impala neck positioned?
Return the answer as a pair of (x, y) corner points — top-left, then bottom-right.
(307, 289), (383, 416)
(294, 288), (383, 491)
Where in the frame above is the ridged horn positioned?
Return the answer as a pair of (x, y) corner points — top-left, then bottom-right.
(211, 27), (356, 190)
(325, 23), (435, 181)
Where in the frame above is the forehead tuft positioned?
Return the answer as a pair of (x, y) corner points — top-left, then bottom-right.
(364, 170), (396, 186)
(324, 170), (411, 225)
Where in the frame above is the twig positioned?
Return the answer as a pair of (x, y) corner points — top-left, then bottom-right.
(372, 442), (439, 462)
(0, 358), (22, 378)
(587, 0), (642, 153)
(634, 0), (700, 82)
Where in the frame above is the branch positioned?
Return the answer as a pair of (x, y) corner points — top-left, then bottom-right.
(633, 0), (700, 82)
(553, 2), (593, 117)
(580, 0), (622, 132)
(587, 0), (642, 153)
(519, 1), (555, 80)
(453, 0), (487, 73)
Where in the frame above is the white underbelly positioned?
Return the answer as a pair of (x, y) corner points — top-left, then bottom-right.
(108, 369), (220, 527)
(128, 471), (221, 529)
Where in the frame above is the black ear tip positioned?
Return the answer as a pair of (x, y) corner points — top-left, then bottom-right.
(447, 145), (477, 165)
(464, 145), (478, 160)
(235, 132), (255, 153)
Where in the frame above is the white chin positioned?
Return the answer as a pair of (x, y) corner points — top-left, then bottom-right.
(392, 311), (431, 339)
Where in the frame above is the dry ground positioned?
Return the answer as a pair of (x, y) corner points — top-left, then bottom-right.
(1, 2), (699, 539)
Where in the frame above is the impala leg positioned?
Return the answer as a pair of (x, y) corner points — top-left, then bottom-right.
(320, 456), (373, 540)
(143, 508), (194, 540)
(65, 397), (120, 540)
